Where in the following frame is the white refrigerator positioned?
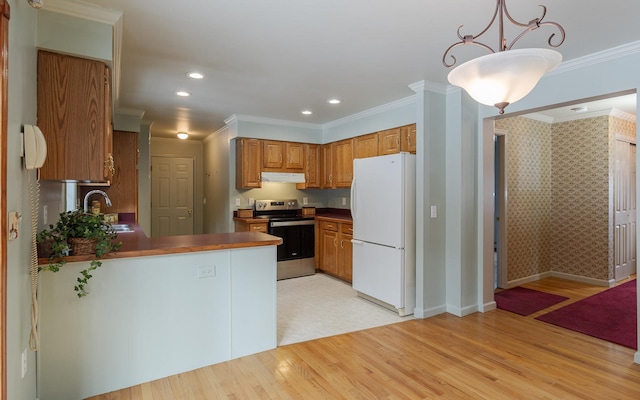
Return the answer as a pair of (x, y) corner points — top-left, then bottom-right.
(350, 152), (416, 316)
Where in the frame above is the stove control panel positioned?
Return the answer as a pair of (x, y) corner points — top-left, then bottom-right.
(255, 199), (299, 211)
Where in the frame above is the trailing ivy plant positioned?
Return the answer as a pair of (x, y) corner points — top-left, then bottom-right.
(37, 209), (122, 297)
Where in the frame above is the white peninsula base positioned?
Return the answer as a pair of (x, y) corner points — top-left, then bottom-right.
(38, 245), (277, 400)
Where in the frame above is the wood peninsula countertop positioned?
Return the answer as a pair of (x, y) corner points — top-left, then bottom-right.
(38, 225), (283, 265)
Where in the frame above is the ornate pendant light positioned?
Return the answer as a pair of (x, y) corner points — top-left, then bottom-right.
(443, 0), (565, 114)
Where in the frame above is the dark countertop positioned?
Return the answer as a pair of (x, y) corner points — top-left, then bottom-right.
(232, 207), (353, 223)
(38, 223), (283, 265)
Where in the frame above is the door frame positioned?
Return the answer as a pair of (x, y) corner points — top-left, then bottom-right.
(494, 129), (508, 289)
(614, 135), (637, 281)
(0, 1), (10, 397)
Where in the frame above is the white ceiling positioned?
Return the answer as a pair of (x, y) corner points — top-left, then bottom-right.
(55, 0), (640, 139)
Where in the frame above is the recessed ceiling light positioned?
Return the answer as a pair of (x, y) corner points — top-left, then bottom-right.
(570, 106), (588, 113)
(177, 132), (189, 140)
(301, 110), (313, 115)
(187, 72), (204, 79)
(176, 91), (191, 97)
(327, 99), (341, 104)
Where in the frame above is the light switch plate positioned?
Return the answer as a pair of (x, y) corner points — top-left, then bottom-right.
(430, 205), (437, 218)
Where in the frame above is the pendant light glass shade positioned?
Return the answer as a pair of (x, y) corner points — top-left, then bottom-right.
(447, 48), (562, 113)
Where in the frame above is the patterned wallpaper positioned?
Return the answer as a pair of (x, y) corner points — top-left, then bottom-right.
(495, 118), (552, 281)
(551, 116), (611, 281)
(496, 114), (636, 283)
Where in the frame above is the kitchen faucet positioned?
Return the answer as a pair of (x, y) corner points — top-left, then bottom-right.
(83, 190), (112, 212)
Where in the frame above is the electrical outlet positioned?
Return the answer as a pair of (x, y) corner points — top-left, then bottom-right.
(197, 266), (216, 279)
(43, 205), (48, 225)
(430, 205), (437, 218)
(249, 198), (255, 206)
(303, 197), (308, 205)
(235, 198), (241, 206)
(21, 348), (27, 378)
(342, 197), (347, 206)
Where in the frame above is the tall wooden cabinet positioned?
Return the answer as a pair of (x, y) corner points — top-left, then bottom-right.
(333, 138), (354, 188)
(236, 138), (262, 189)
(80, 131), (138, 217)
(321, 143), (334, 188)
(298, 143), (321, 188)
(37, 50), (113, 182)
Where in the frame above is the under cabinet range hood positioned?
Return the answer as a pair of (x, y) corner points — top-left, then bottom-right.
(260, 172), (306, 183)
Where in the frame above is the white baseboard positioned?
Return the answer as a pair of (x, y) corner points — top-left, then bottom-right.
(414, 304), (447, 319)
(479, 301), (497, 313)
(507, 271), (613, 288)
(549, 271), (614, 287)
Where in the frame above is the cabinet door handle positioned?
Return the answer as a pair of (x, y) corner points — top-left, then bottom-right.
(340, 239), (344, 249)
(334, 238), (337, 248)
(396, 136), (400, 146)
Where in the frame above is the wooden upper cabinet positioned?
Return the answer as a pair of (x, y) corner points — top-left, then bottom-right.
(333, 138), (354, 188)
(321, 143), (334, 188)
(82, 131), (138, 217)
(378, 127), (402, 156)
(37, 50), (113, 181)
(285, 142), (304, 170)
(298, 143), (320, 189)
(262, 140), (284, 169)
(354, 133), (378, 159)
(263, 140), (304, 171)
(236, 138), (262, 189)
(401, 124), (417, 154)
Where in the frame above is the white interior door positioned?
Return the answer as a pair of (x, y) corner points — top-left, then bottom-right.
(151, 156), (194, 237)
(614, 139), (636, 281)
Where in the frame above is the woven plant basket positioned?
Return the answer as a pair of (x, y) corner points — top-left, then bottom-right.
(68, 238), (98, 256)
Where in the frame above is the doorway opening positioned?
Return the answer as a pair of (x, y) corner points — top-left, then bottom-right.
(484, 90), (637, 299)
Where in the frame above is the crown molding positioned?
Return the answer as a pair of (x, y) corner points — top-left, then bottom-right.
(44, 0), (122, 25)
(548, 40), (640, 77)
(225, 114), (321, 130)
(321, 95), (416, 130)
(408, 80), (449, 95)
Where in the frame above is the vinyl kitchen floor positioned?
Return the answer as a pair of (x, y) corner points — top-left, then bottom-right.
(277, 273), (412, 346)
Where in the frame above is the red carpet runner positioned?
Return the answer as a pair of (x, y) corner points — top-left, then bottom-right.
(495, 286), (569, 316)
(536, 280), (637, 349)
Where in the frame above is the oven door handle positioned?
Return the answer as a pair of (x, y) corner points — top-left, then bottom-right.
(270, 220), (315, 227)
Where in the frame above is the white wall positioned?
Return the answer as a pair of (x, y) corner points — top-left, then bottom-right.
(6, 1), (38, 399)
(36, 9), (112, 62)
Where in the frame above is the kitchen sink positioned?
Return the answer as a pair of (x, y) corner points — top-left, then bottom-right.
(110, 223), (134, 233)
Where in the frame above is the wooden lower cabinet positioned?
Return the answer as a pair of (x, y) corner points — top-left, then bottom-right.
(234, 219), (268, 233)
(339, 223), (353, 282)
(318, 219), (353, 283)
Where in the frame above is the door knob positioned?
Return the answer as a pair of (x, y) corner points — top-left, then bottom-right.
(188, 209), (192, 216)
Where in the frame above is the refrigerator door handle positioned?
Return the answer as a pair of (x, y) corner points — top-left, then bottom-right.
(351, 239), (363, 245)
(350, 175), (357, 217)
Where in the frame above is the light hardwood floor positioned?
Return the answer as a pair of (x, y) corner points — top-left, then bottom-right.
(88, 277), (640, 399)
